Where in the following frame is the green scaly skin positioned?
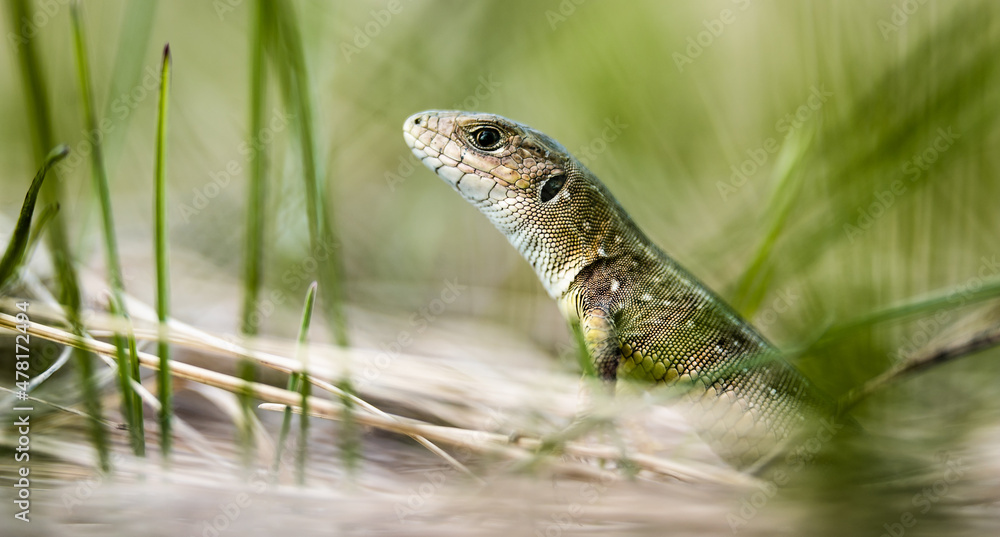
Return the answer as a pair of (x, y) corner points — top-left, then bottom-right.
(403, 111), (836, 467)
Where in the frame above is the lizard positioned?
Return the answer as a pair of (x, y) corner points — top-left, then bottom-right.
(402, 110), (840, 468)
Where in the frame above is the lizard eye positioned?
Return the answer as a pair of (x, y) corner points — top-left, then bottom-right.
(539, 173), (567, 202)
(470, 127), (504, 151)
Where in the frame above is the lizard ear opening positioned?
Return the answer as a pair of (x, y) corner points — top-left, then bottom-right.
(540, 173), (567, 202)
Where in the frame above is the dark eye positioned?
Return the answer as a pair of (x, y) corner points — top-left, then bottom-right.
(540, 173), (567, 202)
(471, 127), (503, 150)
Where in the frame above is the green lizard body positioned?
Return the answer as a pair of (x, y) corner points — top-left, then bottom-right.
(403, 111), (836, 467)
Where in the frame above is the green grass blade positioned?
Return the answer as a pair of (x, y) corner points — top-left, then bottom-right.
(71, 0), (145, 458)
(71, 345), (111, 472)
(731, 123), (814, 315)
(241, 0), (268, 338)
(0, 145), (68, 290)
(154, 43), (173, 461)
(269, 0), (350, 348)
(811, 276), (1000, 351)
(265, 0), (356, 474)
(296, 372), (312, 485)
(295, 284), (317, 485)
(336, 376), (361, 477)
(24, 203), (60, 262)
(70, 0), (126, 294)
(272, 282), (317, 484)
(570, 319), (597, 379)
(6, 0), (111, 473)
(237, 0), (271, 465)
(6, 0), (57, 165)
(106, 293), (145, 456)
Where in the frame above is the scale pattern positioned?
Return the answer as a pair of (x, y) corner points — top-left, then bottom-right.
(403, 110), (833, 467)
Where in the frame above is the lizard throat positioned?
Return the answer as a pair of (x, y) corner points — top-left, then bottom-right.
(503, 223), (586, 299)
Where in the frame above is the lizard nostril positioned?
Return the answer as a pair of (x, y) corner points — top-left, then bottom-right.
(414, 117), (422, 125)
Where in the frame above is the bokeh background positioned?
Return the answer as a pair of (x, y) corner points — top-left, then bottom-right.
(2, 1), (1000, 535)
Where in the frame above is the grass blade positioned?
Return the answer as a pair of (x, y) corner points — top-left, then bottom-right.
(269, 0), (350, 348)
(266, 4), (358, 472)
(154, 43), (173, 460)
(731, 123), (814, 315)
(6, 0), (111, 472)
(811, 276), (1000, 350)
(839, 324), (1000, 413)
(237, 0), (270, 464)
(570, 319), (597, 379)
(241, 0), (268, 338)
(70, 0), (145, 457)
(0, 145), (68, 290)
(263, 0), (357, 474)
(272, 282), (317, 484)
(296, 372), (311, 484)
(106, 292), (145, 456)
(336, 376), (361, 477)
(24, 203), (60, 262)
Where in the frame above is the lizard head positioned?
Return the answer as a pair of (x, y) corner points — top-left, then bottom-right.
(403, 110), (574, 205)
(403, 110), (637, 298)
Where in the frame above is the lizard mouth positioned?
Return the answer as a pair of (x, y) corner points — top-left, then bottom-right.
(402, 112), (451, 179)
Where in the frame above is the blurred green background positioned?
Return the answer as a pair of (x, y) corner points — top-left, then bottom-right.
(2, 1), (1000, 535)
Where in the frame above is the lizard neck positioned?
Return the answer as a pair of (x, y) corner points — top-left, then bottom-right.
(483, 176), (654, 300)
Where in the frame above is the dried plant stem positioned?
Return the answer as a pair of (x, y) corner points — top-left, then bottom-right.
(0, 311), (744, 485)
